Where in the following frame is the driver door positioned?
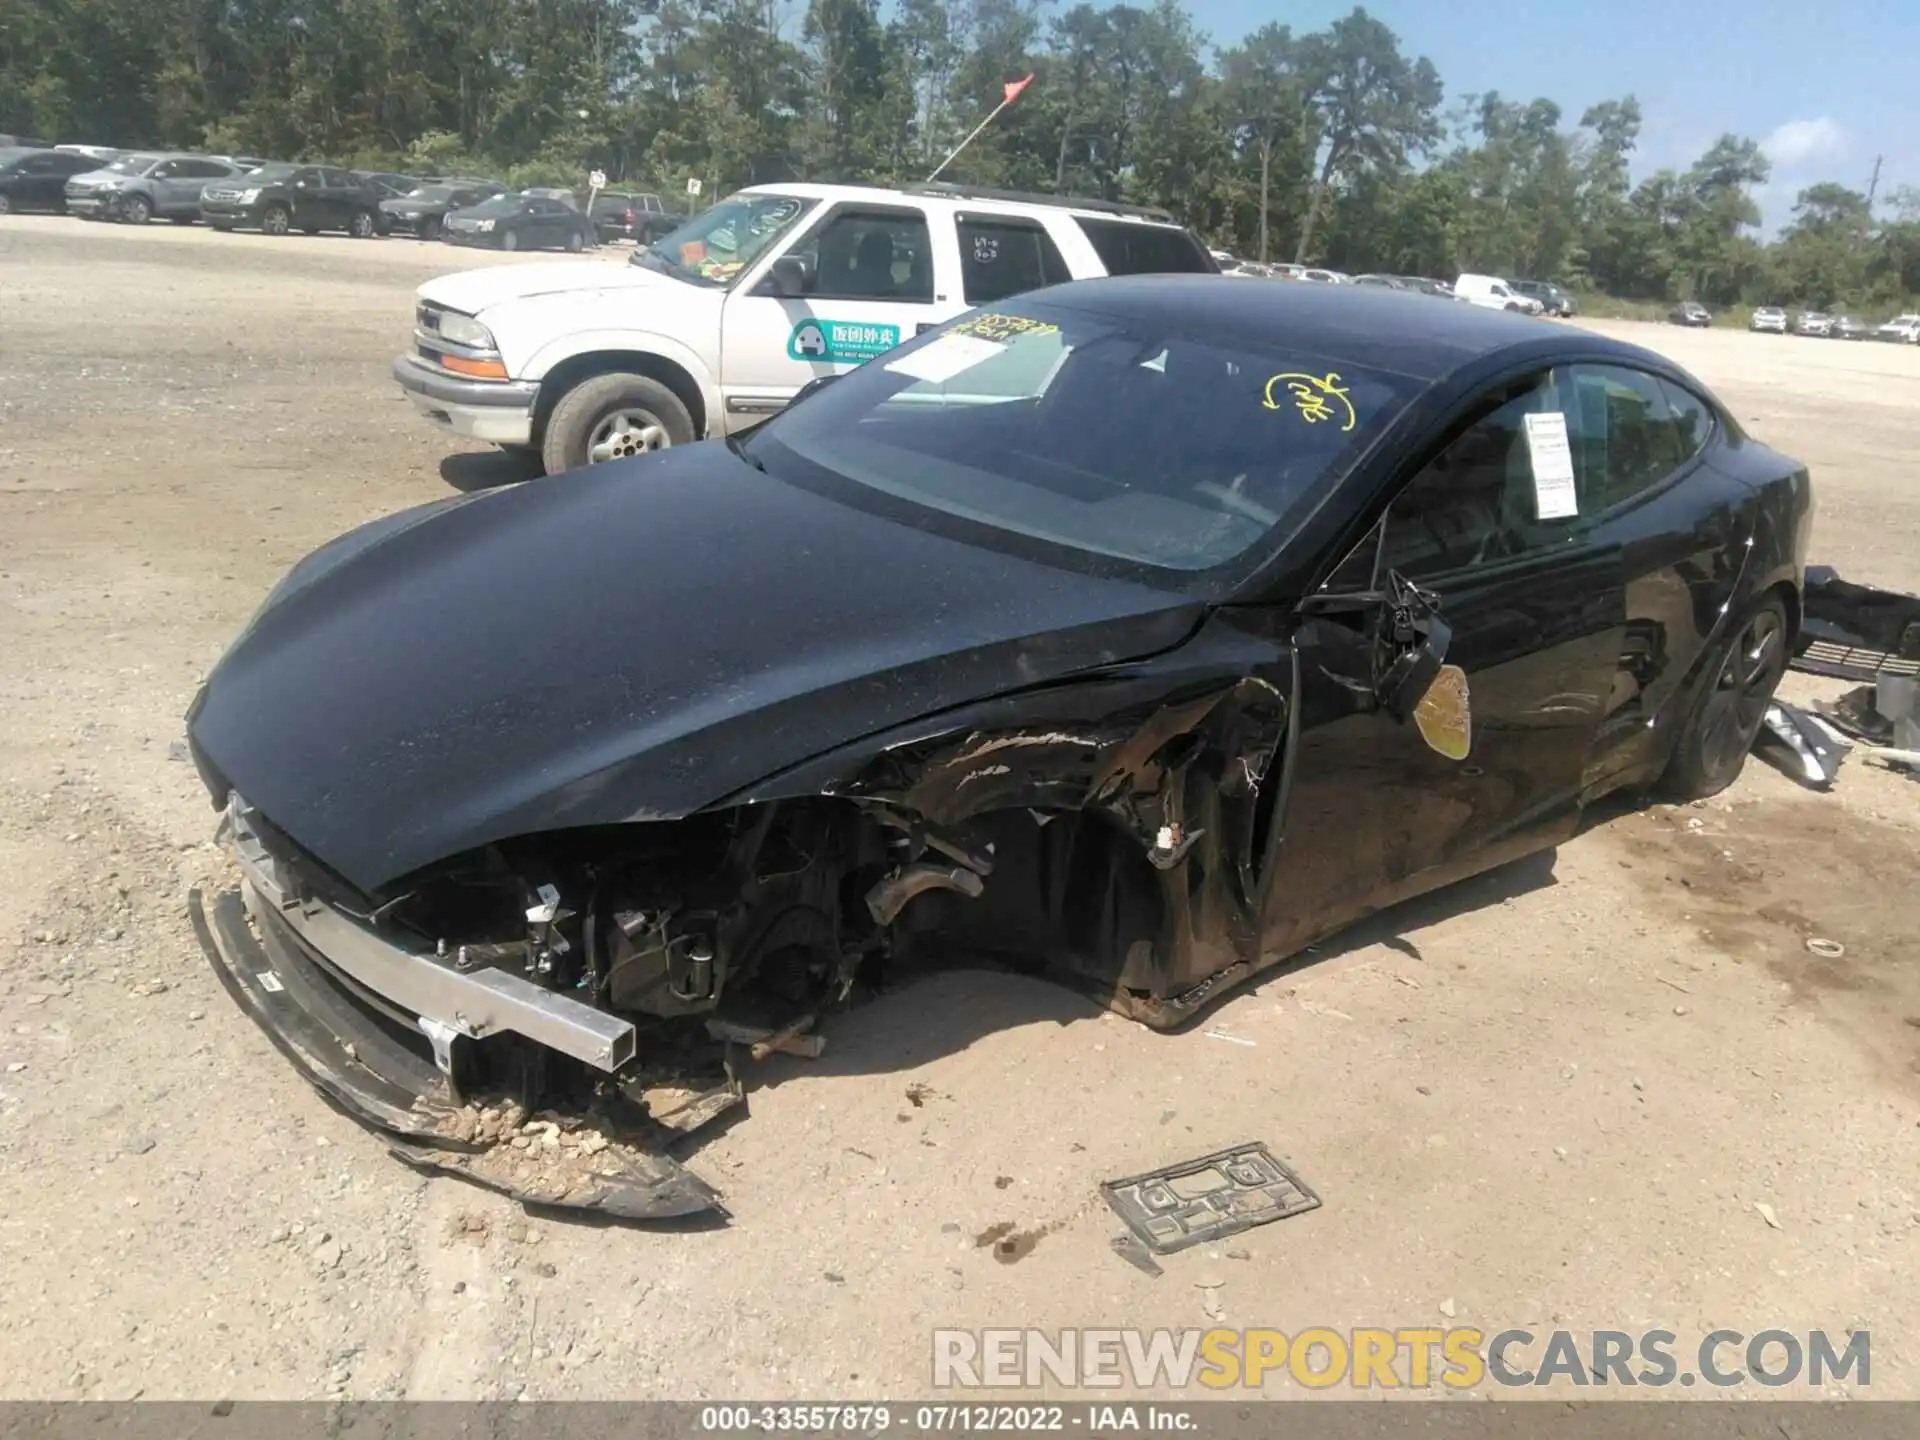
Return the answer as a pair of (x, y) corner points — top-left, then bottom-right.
(716, 201), (959, 433)
(1261, 368), (1627, 954)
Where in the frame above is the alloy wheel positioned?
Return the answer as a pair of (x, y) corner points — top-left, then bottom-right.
(587, 409), (670, 464)
(1696, 607), (1786, 778)
(262, 206), (289, 236)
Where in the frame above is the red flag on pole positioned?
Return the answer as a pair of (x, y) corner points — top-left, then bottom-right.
(1003, 73), (1035, 105)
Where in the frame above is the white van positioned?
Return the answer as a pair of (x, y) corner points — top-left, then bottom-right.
(1454, 273), (1540, 313)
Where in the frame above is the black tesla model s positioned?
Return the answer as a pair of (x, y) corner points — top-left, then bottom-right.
(185, 279), (1810, 1218)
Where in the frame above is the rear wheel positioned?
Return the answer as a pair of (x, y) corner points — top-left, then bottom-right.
(564, 228), (585, 253)
(1658, 593), (1791, 801)
(261, 204), (290, 236)
(540, 372), (695, 475)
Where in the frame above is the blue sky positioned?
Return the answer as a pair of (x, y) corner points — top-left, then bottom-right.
(1178, 0), (1914, 232)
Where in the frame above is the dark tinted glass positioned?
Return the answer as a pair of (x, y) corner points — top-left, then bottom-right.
(749, 299), (1417, 580)
(958, 219), (1073, 303)
(1567, 365), (1690, 512)
(1074, 217), (1214, 275)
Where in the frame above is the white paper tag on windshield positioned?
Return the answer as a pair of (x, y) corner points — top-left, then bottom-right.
(884, 333), (1005, 384)
(1523, 411), (1579, 519)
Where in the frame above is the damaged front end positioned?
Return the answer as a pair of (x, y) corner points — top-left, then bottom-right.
(190, 649), (1310, 1216)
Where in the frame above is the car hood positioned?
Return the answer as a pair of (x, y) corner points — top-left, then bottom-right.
(418, 260), (667, 315)
(188, 445), (1206, 895)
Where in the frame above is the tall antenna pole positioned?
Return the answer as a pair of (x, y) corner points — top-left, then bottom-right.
(926, 75), (1035, 183)
(1862, 155), (1882, 244)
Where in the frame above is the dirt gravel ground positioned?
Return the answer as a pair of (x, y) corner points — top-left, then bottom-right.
(1, 215), (1916, 1402)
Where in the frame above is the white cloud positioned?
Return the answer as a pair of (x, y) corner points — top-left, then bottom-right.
(1762, 117), (1848, 169)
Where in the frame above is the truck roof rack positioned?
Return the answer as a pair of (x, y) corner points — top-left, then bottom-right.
(902, 181), (1175, 225)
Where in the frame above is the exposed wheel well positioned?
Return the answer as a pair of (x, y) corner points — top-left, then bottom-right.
(533, 352), (707, 444)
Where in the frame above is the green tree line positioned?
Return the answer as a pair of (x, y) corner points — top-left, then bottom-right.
(4, 0), (1916, 308)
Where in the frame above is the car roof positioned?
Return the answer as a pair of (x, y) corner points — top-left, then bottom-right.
(1024, 276), (1669, 384)
(735, 180), (1188, 228)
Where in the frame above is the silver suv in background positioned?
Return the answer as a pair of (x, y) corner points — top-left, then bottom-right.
(64, 152), (242, 223)
(1749, 306), (1787, 334)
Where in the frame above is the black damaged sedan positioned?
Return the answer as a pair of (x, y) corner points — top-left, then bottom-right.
(186, 279), (1810, 1218)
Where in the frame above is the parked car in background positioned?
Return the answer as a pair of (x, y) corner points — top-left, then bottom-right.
(0, 133), (51, 148)
(53, 143), (122, 163)
(1352, 273), (1407, 289)
(1873, 313), (1920, 343)
(1454, 273), (1535, 312)
(209, 154), (269, 172)
(593, 192), (654, 244)
(64, 152), (241, 223)
(355, 171), (418, 199)
(1829, 314), (1870, 341)
(440, 191), (595, 252)
(199, 164), (389, 238)
(1792, 311), (1832, 337)
(1669, 302), (1712, 327)
(1749, 306), (1787, 334)
(1300, 267), (1351, 284)
(1511, 279), (1577, 317)
(1269, 262), (1307, 280)
(0, 148), (99, 213)
(394, 181), (1220, 473)
(522, 186), (583, 211)
(380, 181), (504, 240)
(1399, 276), (1458, 299)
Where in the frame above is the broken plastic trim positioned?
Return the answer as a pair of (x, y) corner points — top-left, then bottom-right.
(1101, 1142), (1321, 1255)
(1793, 566), (1920, 682)
(1757, 701), (1850, 789)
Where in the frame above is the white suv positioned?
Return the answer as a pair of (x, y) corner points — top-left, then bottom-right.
(1875, 313), (1920, 344)
(1750, 306), (1787, 334)
(394, 181), (1219, 474)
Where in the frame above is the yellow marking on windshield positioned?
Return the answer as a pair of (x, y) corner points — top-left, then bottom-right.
(953, 313), (1060, 342)
(1264, 371), (1356, 431)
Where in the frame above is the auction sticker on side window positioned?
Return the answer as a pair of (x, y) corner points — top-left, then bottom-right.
(884, 333), (1006, 384)
(1523, 411), (1579, 519)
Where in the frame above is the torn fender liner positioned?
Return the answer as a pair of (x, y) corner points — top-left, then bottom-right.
(190, 886), (724, 1221)
(1101, 1142), (1320, 1255)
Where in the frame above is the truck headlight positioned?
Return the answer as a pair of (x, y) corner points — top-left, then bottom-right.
(475, 218), (496, 232)
(435, 311), (495, 349)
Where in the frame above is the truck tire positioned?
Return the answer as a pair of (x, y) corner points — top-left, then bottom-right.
(541, 372), (695, 475)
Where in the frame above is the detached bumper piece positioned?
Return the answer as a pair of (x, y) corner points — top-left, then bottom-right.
(1792, 566), (1920, 683)
(188, 798), (723, 1221)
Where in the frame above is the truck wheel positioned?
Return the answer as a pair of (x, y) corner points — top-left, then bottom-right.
(541, 372), (695, 475)
(120, 193), (152, 224)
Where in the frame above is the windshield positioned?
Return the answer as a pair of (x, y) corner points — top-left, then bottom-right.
(631, 192), (813, 287)
(406, 185), (456, 202)
(244, 164), (299, 181)
(462, 195), (523, 216)
(742, 298), (1417, 591)
(105, 155), (161, 176)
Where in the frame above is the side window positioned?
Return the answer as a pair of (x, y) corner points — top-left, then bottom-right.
(1660, 378), (1714, 460)
(149, 160), (179, 178)
(1074, 217), (1214, 275)
(957, 218), (1072, 303)
(293, 168), (322, 187)
(1567, 364), (1692, 512)
(186, 160), (231, 178)
(1377, 372), (1572, 578)
(792, 210), (933, 302)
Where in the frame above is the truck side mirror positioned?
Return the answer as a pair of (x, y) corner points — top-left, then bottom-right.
(761, 255), (809, 298)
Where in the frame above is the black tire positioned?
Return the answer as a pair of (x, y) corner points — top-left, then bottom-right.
(348, 208), (375, 239)
(299, 223), (321, 235)
(564, 228), (585, 253)
(0, 194), (12, 215)
(120, 192), (152, 224)
(419, 216), (440, 242)
(540, 372), (696, 475)
(1657, 592), (1791, 801)
(499, 228), (519, 252)
(208, 219), (234, 232)
(261, 204), (290, 236)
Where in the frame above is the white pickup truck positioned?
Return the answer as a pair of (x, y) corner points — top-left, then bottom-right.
(393, 180), (1219, 474)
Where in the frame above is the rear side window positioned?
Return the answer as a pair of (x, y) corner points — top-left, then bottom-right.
(958, 218), (1072, 303)
(1074, 218), (1214, 276)
(1660, 379), (1714, 459)
(1567, 365), (1699, 512)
